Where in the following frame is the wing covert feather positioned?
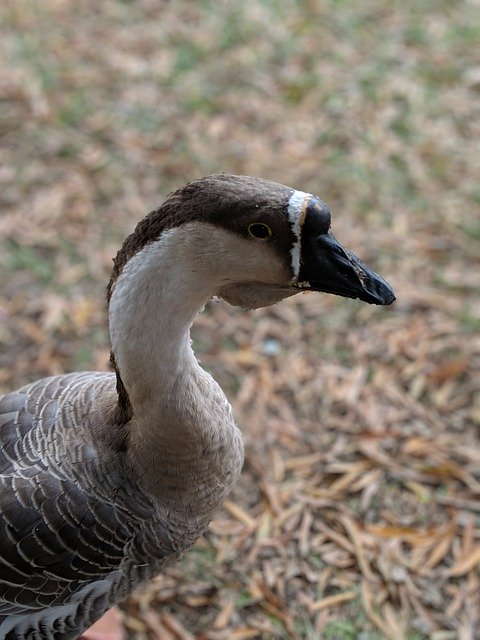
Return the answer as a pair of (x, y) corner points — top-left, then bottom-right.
(0, 372), (175, 632)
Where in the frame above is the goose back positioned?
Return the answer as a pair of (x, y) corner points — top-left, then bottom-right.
(0, 373), (179, 639)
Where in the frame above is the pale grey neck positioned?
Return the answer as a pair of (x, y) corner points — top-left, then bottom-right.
(108, 225), (244, 518)
(108, 230), (216, 411)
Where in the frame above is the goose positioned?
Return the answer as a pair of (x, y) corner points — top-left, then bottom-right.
(0, 174), (395, 640)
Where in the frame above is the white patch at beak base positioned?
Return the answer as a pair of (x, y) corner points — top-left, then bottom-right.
(287, 189), (312, 284)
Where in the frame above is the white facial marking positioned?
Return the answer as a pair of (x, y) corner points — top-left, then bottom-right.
(287, 189), (312, 283)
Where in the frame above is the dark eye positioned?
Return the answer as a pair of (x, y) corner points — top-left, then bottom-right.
(248, 223), (272, 239)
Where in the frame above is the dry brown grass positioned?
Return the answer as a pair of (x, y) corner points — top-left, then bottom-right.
(1, 1), (479, 638)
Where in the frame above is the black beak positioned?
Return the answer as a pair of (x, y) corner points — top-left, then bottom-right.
(297, 198), (395, 306)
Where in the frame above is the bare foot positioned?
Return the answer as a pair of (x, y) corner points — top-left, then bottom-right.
(79, 607), (125, 640)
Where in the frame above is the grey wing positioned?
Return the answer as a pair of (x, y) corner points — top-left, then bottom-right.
(0, 373), (172, 633)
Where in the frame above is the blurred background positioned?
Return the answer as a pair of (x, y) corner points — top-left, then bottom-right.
(1, 1), (479, 638)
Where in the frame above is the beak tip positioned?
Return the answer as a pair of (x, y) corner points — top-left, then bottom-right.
(375, 285), (396, 305)
(364, 278), (396, 306)
(386, 291), (396, 305)
(377, 292), (396, 306)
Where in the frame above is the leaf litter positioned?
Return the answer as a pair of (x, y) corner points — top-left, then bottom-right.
(1, 0), (480, 638)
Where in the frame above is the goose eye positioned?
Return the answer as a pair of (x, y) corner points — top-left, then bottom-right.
(248, 223), (272, 239)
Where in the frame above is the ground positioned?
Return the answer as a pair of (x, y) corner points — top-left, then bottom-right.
(1, 1), (479, 638)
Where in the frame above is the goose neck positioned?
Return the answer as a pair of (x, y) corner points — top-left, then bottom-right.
(108, 231), (217, 411)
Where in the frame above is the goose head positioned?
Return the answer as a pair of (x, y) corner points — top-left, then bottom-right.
(109, 174), (395, 311)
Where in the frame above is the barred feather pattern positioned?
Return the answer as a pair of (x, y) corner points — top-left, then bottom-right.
(0, 372), (181, 640)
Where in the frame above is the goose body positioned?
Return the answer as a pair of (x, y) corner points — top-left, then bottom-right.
(0, 175), (394, 639)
